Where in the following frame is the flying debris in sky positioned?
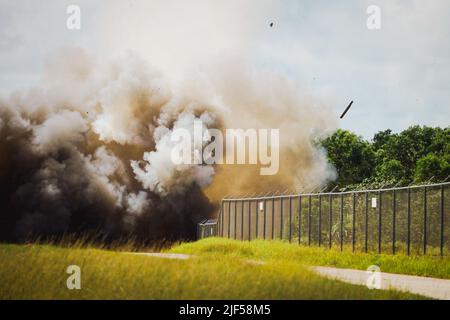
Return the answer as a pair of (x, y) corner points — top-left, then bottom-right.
(340, 101), (353, 119)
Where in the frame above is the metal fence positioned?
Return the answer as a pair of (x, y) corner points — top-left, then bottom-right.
(216, 182), (450, 256)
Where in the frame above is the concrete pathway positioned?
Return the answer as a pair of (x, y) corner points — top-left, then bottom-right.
(312, 266), (450, 300)
(127, 252), (191, 260)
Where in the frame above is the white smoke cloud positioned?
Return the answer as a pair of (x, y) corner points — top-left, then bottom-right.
(131, 111), (216, 196)
(92, 53), (171, 146)
(32, 110), (88, 154)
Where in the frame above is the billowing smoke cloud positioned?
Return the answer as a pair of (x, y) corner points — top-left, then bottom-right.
(0, 49), (218, 241)
(0, 48), (336, 241)
(0, 1), (337, 242)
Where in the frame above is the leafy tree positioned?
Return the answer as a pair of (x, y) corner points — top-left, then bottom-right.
(382, 126), (439, 178)
(414, 153), (450, 182)
(321, 126), (449, 189)
(372, 129), (392, 151)
(428, 128), (450, 156)
(374, 159), (407, 183)
(320, 129), (376, 186)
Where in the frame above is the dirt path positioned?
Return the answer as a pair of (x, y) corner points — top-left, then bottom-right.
(312, 266), (450, 300)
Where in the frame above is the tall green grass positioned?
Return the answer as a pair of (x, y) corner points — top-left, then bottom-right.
(0, 243), (426, 299)
(169, 238), (450, 279)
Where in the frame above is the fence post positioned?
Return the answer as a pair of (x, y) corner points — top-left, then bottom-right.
(407, 188), (411, 256)
(365, 192), (368, 253)
(272, 198), (275, 240)
(263, 199), (266, 239)
(392, 189), (396, 254)
(221, 200), (225, 237)
(228, 201), (231, 239)
(340, 193), (344, 251)
(289, 196), (292, 242)
(241, 200), (244, 241)
(234, 201), (237, 240)
(318, 194), (322, 247)
(248, 200), (251, 241)
(217, 204), (220, 237)
(424, 186), (427, 254)
(308, 195), (312, 246)
(280, 197), (284, 240)
(378, 191), (382, 254)
(441, 185), (445, 257)
(255, 199), (259, 238)
(298, 196), (302, 245)
(219, 200), (223, 237)
(352, 192), (356, 253)
(329, 193), (332, 249)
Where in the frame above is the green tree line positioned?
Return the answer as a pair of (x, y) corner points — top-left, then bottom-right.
(320, 125), (450, 189)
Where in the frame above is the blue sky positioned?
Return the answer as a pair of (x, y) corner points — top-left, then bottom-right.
(1, 0), (449, 139)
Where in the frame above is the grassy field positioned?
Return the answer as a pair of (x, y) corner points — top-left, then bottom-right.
(0, 241), (430, 300)
(169, 238), (450, 279)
